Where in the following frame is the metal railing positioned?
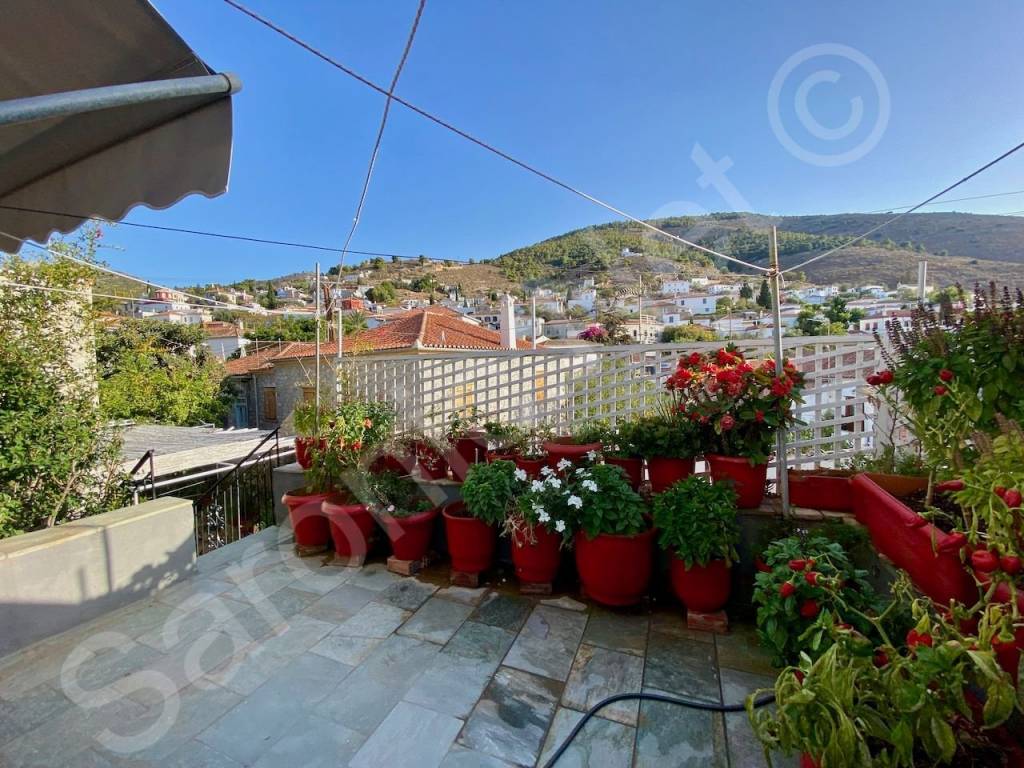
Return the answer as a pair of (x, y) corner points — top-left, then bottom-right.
(341, 336), (882, 469)
(127, 449), (156, 503)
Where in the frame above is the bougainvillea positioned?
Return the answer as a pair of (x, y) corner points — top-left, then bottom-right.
(664, 346), (805, 463)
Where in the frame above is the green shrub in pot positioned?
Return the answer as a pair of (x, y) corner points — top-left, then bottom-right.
(652, 475), (739, 567)
(460, 459), (520, 525)
(568, 463), (646, 538)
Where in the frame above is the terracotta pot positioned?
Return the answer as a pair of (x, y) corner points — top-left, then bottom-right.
(865, 472), (928, 498)
(513, 456), (547, 478)
(543, 439), (602, 469)
(511, 523), (562, 584)
(851, 474), (976, 605)
(647, 456), (696, 494)
(575, 526), (655, 606)
(382, 505), (440, 562)
(416, 442), (449, 480)
(670, 557), (731, 613)
(443, 501), (496, 574)
(450, 435), (487, 481)
(706, 454), (768, 509)
(787, 469), (854, 512)
(605, 456), (644, 490)
(281, 490), (331, 548)
(322, 497), (376, 558)
(486, 451), (518, 464)
(294, 437), (326, 470)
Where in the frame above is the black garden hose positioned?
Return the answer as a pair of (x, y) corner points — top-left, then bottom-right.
(541, 690), (777, 767)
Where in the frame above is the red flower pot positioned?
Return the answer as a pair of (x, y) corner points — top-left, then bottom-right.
(513, 456), (546, 478)
(543, 440), (602, 469)
(605, 456), (644, 491)
(864, 472), (928, 498)
(990, 582), (1024, 683)
(322, 497), (376, 559)
(369, 450), (416, 476)
(575, 527), (655, 606)
(787, 469), (854, 512)
(511, 523), (562, 584)
(706, 454), (768, 509)
(382, 505), (440, 562)
(294, 437), (326, 470)
(416, 442), (449, 480)
(450, 435), (487, 481)
(851, 474), (977, 606)
(800, 754), (821, 768)
(282, 490), (331, 548)
(486, 451), (517, 464)
(647, 456), (696, 494)
(443, 502), (496, 574)
(669, 557), (731, 613)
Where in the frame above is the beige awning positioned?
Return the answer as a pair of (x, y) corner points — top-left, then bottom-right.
(0, 0), (239, 252)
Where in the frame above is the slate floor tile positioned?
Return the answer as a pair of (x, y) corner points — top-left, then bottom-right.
(350, 701), (462, 768)
(398, 597), (473, 645)
(346, 562), (404, 591)
(537, 706), (636, 768)
(459, 666), (562, 767)
(643, 630), (720, 704)
(440, 745), (516, 767)
(159, 739), (244, 768)
(582, 609), (649, 656)
(375, 578), (438, 611)
(502, 605), (587, 682)
(470, 592), (533, 632)
(253, 713), (364, 768)
(634, 700), (727, 767)
(561, 644), (643, 726)
(334, 602), (410, 639)
(301, 583), (377, 624)
(719, 667), (798, 768)
(715, 623), (777, 676)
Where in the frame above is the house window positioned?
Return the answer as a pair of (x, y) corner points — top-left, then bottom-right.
(263, 387), (277, 420)
(301, 387), (315, 403)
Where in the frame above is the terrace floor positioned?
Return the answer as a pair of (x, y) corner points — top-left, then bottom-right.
(0, 528), (797, 768)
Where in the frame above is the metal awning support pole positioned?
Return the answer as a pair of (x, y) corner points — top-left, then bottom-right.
(770, 226), (791, 516)
(315, 263), (321, 430)
(0, 74), (241, 127)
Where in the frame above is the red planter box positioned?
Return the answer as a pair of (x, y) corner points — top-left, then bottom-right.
(850, 474), (977, 606)
(513, 456), (546, 478)
(416, 442), (449, 480)
(322, 498), (376, 558)
(707, 454), (768, 509)
(450, 435), (487, 482)
(605, 456), (644, 491)
(294, 437), (326, 470)
(543, 440), (602, 469)
(382, 505), (440, 562)
(787, 469), (854, 512)
(511, 524), (562, 584)
(443, 502), (496, 574)
(575, 527), (654, 606)
(282, 490), (332, 547)
(669, 557), (732, 613)
(647, 456), (695, 494)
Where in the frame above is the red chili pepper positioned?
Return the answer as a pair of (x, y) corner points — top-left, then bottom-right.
(792, 669), (805, 683)
(873, 650), (890, 667)
(799, 600), (820, 619)
(878, 370), (894, 384)
(939, 369), (955, 382)
(995, 486), (1007, 499)
(934, 385), (948, 396)
(1003, 489), (1022, 508)
(779, 582), (796, 598)
(788, 559), (807, 572)
(754, 556), (771, 574)
(992, 637), (1017, 654)
(937, 532), (968, 553)
(999, 555), (1022, 575)
(804, 571), (820, 586)
(806, 559), (816, 570)
(971, 550), (1000, 573)
(907, 629), (933, 648)
(935, 479), (965, 493)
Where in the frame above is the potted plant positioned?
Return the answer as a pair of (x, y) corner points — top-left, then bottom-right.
(367, 435), (417, 476)
(291, 399), (330, 469)
(543, 420), (604, 468)
(510, 462), (573, 584)
(844, 446), (928, 498)
(483, 421), (522, 462)
(281, 440), (333, 552)
(665, 347), (805, 508)
(447, 407), (488, 481)
(447, 459), (517, 574)
(412, 432), (450, 481)
(570, 463), (653, 606)
(365, 470), (437, 562)
(632, 411), (699, 494)
(601, 420), (644, 491)
(513, 424), (551, 478)
(786, 467), (856, 511)
(652, 475), (739, 613)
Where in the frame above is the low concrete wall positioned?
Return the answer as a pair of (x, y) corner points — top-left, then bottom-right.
(0, 497), (195, 658)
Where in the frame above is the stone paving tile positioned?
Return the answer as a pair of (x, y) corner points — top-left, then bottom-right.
(253, 713), (364, 768)
(159, 739), (244, 768)
(444, 620), (517, 664)
(300, 583), (377, 624)
(459, 665), (562, 767)
(136, 596), (250, 652)
(0, 682), (71, 746)
(375, 578), (439, 610)
(65, 639), (165, 691)
(310, 632), (383, 667)
(719, 667), (798, 768)
(196, 652), (352, 765)
(350, 700), (463, 768)
(643, 630), (721, 704)
(397, 597), (473, 645)
(83, 599), (181, 642)
(440, 744), (516, 767)
(346, 562), (404, 591)
(634, 700), (727, 767)
(648, 610), (715, 643)
(215, 599), (289, 645)
(334, 602), (411, 639)
(715, 623), (777, 676)
(222, 563), (301, 604)
(262, 585), (322, 619)
(537, 706), (636, 768)
(582, 609), (649, 656)
(503, 605), (587, 682)
(256, 615), (335, 661)
(470, 592), (533, 632)
(317, 633), (441, 735)
(203, 641), (292, 696)
(435, 585), (488, 605)
(286, 563), (356, 596)
(154, 577), (234, 609)
(561, 643), (644, 726)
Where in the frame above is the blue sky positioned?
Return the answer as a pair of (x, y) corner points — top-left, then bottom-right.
(84, 1), (1024, 284)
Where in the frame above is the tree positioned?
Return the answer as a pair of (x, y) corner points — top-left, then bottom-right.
(739, 282), (754, 300)
(418, 254), (427, 265)
(96, 319), (229, 426)
(756, 280), (772, 310)
(366, 281), (396, 305)
(596, 310), (632, 344)
(370, 257), (385, 270)
(246, 317), (317, 341)
(662, 324), (718, 342)
(796, 306), (828, 336)
(566, 305), (589, 320)
(342, 311), (368, 336)
(262, 281), (278, 309)
(1, 239), (128, 538)
(391, 255), (399, 264)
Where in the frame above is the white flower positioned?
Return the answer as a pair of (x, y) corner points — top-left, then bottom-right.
(557, 458), (572, 471)
(540, 465), (554, 476)
(586, 450), (598, 461)
(531, 480), (544, 493)
(567, 495), (583, 509)
(582, 479), (598, 492)
(575, 467), (586, 476)
(555, 519), (566, 533)
(387, 504), (395, 512)
(514, 468), (528, 481)
(535, 506), (551, 523)
(546, 477), (562, 489)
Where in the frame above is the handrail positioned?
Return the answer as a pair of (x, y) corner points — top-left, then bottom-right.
(127, 449), (156, 501)
(196, 427), (281, 507)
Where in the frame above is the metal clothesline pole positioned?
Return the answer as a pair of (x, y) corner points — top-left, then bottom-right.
(314, 262), (321, 427)
(769, 226), (790, 516)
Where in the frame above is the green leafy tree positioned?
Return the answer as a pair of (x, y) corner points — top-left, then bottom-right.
(342, 311), (368, 336)
(739, 282), (754, 300)
(756, 280), (772, 309)
(662, 324), (718, 342)
(366, 281), (396, 305)
(262, 281), (278, 309)
(246, 317), (316, 341)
